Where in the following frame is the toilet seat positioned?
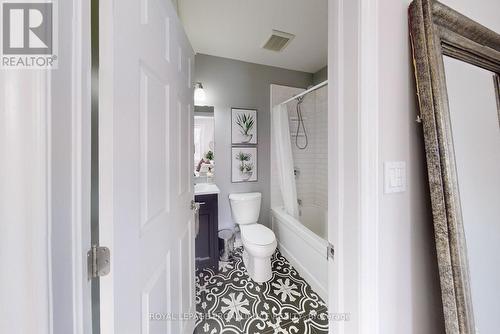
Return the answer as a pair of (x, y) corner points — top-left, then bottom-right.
(241, 224), (276, 246)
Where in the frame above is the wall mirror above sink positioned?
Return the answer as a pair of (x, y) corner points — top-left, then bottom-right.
(194, 105), (216, 183)
(409, 0), (500, 333)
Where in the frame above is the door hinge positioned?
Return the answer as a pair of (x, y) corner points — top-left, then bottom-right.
(87, 245), (111, 280)
(327, 242), (335, 261)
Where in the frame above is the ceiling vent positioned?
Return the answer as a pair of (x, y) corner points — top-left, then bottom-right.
(262, 30), (295, 52)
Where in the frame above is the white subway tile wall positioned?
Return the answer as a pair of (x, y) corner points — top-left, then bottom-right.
(270, 84), (328, 212)
(314, 86), (328, 209)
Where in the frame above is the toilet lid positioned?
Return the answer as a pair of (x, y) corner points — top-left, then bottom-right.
(241, 225), (275, 246)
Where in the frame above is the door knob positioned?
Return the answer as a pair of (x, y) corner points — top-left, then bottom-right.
(191, 200), (200, 211)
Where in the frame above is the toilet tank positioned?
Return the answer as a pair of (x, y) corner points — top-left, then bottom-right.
(229, 192), (261, 225)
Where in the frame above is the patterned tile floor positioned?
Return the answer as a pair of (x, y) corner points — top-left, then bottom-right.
(194, 248), (328, 334)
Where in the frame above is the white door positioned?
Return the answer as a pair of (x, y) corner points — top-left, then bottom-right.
(99, 0), (195, 332)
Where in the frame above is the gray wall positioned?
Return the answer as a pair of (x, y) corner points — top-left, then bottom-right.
(194, 54), (313, 230)
(312, 66), (328, 85)
(377, 1), (445, 332)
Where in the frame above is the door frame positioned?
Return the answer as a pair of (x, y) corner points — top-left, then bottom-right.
(71, 0), (93, 332)
(54, 0), (93, 332)
(96, 0), (115, 331)
(328, 0), (380, 333)
(2, 0), (95, 332)
(358, 0), (380, 333)
(71, 0), (384, 332)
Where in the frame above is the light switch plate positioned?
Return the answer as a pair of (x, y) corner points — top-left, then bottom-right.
(384, 161), (406, 194)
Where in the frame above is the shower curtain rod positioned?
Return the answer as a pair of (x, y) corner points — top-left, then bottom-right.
(278, 80), (328, 106)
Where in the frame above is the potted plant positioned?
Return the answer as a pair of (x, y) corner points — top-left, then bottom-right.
(239, 163), (254, 181)
(235, 113), (255, 143)
(235, 152), (253, 181)
(204, 150), (214, 163)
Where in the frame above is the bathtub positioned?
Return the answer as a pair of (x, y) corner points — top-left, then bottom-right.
(299, 205), (328, 239)
(271, 206), (329, 301)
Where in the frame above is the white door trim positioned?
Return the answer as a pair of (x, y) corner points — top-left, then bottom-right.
(327, 0), (345, 333)
(71, 0), (92, 333)
(328, 0), (380, 333)
(98, 0), (115, 331)
(0, 45), (53, 334)
(0, 1), (91, 332)
(358, 0), (380, 333)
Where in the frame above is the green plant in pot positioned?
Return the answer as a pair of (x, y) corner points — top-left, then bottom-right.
(235, 113), (255, 143)
(204, 150), (214, 161)
(235, 152), (253, 181)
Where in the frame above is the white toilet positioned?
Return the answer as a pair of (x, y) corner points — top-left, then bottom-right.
(229, 192), (277, 283)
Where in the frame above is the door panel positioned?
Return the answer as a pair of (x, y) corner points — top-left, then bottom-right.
(99, 0), (194, 332)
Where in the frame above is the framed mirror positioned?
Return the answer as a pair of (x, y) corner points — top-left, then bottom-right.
(409, 1), (500, 333)
(194, 106), (215, 182)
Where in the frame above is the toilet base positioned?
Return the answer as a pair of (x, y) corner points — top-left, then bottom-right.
(242, 247), (274, 283)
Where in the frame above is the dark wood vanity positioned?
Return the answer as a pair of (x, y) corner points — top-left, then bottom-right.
(195, 194), (219, 271)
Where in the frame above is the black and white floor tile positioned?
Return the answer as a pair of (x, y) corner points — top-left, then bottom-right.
(194, 248), (328, 334)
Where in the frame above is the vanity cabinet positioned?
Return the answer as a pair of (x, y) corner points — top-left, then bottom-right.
(195, 194), (218, 271)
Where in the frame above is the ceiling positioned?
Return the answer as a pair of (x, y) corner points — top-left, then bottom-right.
(178, 0), (328, 74)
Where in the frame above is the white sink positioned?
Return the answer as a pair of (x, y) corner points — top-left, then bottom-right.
(194, 183), (220, 195)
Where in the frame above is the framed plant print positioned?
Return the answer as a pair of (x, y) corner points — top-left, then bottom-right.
(231, 108), (257, 145)
(231, 147), (257, 183)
